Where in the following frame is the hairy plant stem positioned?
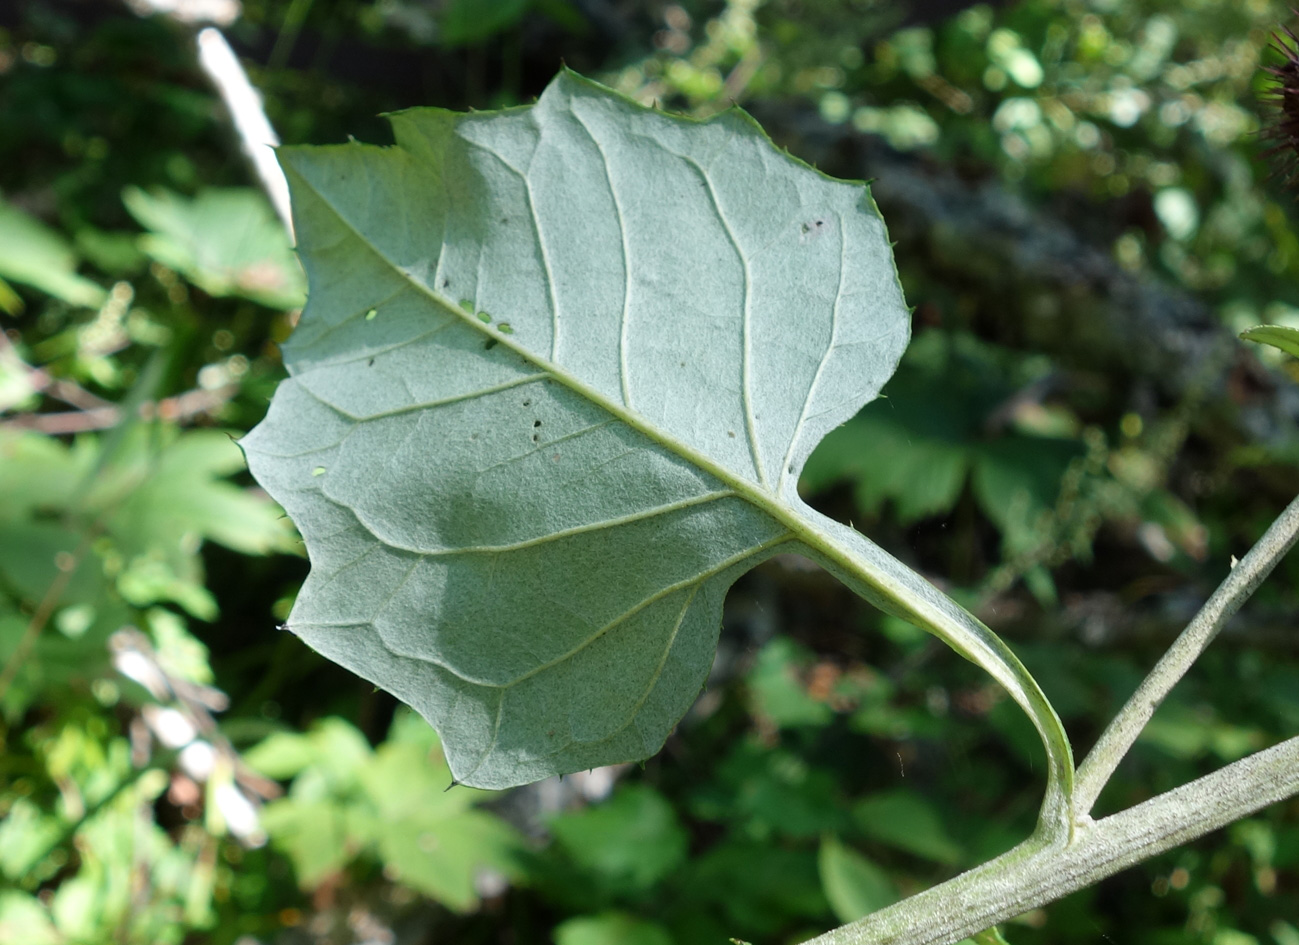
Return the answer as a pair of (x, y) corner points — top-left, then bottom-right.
(801, 493), (1299, 945)
(797, 513), (1074, 839)
(806, 735), (1299, 945)
(1074, 491), (1299, 814)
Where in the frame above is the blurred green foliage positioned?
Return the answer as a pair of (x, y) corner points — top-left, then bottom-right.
(0, 0), (1297, 944)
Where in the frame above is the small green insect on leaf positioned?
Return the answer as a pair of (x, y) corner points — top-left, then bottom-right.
(497, 322), (514, 334)
(1240, 324), (1299, 360)
(477, 311), (492, 323)
(365, 308), (378, 321)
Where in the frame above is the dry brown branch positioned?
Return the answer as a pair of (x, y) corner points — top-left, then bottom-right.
(2, 385), (239, 435)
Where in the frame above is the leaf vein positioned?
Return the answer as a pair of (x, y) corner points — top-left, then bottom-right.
(301, 373), (548, 422)
(292, 284), (411, 353)
(533, 582), (702, 760)
(569, 103), (634, 408)
(469, 139), (563, 359)
(493, 533), (792, 689)
(780, 212), (846, 492)
(474, 417), (619, 476)
(416, 489), (737, 557)
(684, 155), (767, 488)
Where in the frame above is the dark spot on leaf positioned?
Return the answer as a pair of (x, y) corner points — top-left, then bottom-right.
(500, 216), (508, 224)
(442, 278), (450, 288)
(368, 358), (375, 366)
(801, 219), (828, 240)
(727, 431), (736, 438)
(484, 338), (498, 350)
(522, 399), (531, 407)
(532, 434), (539, 443)
(533, 420), (541, 428)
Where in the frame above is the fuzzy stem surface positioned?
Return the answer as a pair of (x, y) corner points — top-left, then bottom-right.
(1074, 492), (1299, 815)
(807, 735), (1299, 945)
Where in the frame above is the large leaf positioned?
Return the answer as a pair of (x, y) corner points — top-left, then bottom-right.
(242, 70), (1071, 811)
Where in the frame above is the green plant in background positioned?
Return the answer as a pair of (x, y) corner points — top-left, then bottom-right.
(1242, 324), (1299, 360)
(246, 711), (523, 909)
(3, 1), (1299, 944)
(244, 67), (1299, 945)
(0, 180), (301, 942)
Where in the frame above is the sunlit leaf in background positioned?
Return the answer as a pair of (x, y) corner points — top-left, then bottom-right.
(123, 187), (305, 309)
(0, 201), (107, 310)
(1241, 324), (1299, 360)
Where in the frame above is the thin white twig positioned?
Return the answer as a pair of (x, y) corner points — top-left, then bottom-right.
(125, 0), (240, 25)
(196, 27), (294, 238)
(1074, 492), (1299, 815)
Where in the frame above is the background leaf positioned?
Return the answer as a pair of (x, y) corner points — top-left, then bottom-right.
(818, 835), (897, 924)
(1240, 324), (1299, 360)
(853, 790), (963, 866)
(547, 784), (688, 896)
(252, 712), (522, 908)
(0, 200), (106, 309)
(554, 911), (674, 945)
(123, 187), (305, 309)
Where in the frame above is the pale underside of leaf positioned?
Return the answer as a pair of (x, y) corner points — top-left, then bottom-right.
(242, 70), (1071, 807)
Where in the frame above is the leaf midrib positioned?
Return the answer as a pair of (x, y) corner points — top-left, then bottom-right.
(285, 148), (987, 649)
(282, 154), (826, 553)
(282, 143), (1076, 826)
